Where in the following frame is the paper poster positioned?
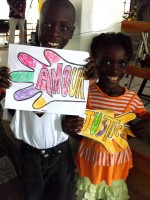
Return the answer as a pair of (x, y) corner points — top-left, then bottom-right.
(79, 109), (136, 153)
(5, 44), (89, 115)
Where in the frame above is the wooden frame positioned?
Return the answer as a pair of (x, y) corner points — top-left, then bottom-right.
(121, 20), (150, 33)
(126, 65), (150, 80)
(126, 65), (150, 98)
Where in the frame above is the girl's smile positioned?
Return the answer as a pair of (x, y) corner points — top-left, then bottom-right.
(96, 46), (129, 96)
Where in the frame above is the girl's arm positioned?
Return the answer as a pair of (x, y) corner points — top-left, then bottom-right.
(130, 112), (150, 139)
(62, 115), (83, 141)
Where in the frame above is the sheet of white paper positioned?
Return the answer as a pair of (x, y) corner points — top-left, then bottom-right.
(5, 44), (89, 115)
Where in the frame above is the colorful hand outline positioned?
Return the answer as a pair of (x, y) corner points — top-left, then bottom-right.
(10, 49), (85, 109)
(80, 109), (136, 153)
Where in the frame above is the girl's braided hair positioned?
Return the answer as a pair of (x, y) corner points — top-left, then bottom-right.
(90, 32), (133, 61)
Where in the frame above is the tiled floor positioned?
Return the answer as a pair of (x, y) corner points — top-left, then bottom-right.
(121, 75), (150, 111)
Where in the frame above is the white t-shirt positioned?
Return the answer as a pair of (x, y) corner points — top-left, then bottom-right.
(10, 110), (68, 149)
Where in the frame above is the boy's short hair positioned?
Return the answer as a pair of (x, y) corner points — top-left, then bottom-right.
(40, 0), (75, 17)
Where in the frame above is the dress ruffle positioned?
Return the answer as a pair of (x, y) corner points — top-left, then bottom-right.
(76, 177), (129, 200)
(75, 140), (133, 185)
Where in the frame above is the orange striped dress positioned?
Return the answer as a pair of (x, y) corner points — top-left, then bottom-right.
(75, 84), (148, 186)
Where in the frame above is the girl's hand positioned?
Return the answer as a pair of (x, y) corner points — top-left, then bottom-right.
(83, 57), (98, 80)
(0, 66), (12, 89)
(62, 115), (84, 140)
(130, 119), (150, 139)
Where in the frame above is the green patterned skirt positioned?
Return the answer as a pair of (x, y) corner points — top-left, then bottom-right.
(76, 177), (129, 200)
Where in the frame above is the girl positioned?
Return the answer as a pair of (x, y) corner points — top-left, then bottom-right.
(62, 32), (150, 200)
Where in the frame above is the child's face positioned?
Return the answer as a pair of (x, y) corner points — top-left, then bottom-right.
(95, 45), (129, 90)
(38, 1), (75, 49)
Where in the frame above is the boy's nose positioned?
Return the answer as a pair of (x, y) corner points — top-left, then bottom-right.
(49, 25), (60, 36)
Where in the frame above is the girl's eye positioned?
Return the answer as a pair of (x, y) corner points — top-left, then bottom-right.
(47, 24), (52, 28)
(120, 61), (127, 67)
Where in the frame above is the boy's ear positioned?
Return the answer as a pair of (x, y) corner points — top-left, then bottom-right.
(70, 26), (75, 39)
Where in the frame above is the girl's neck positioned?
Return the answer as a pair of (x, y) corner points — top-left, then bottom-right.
(97, 82), (125, 97)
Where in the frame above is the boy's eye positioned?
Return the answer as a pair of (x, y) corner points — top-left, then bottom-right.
(101, 60), (111, 65)
(43, 23), (70, 32)
(43, 23), (52, 28)
(60, 26), (69, 31)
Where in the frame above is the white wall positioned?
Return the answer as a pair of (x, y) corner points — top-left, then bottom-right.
(0, 1), (9, 19)
(41, 0), (125, 51)
(66, 0), (125, 52)
(25, 1), (39, 23)
(93, 0), (124, 31)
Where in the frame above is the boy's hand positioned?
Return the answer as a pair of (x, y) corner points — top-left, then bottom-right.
(62, 115), (84, 140)
(130, 119), (150, 139)
(83, 57), (98, 80)
(0, 66), (12, 89)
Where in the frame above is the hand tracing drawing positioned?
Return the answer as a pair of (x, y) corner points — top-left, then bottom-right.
(5, 45), (89, 114)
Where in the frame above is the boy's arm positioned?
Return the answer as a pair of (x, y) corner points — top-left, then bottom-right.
(0, 66), (11, 89)
(0, 66), (16, 118)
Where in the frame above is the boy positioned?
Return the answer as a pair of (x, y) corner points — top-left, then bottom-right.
(0, 0), (96, 199)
